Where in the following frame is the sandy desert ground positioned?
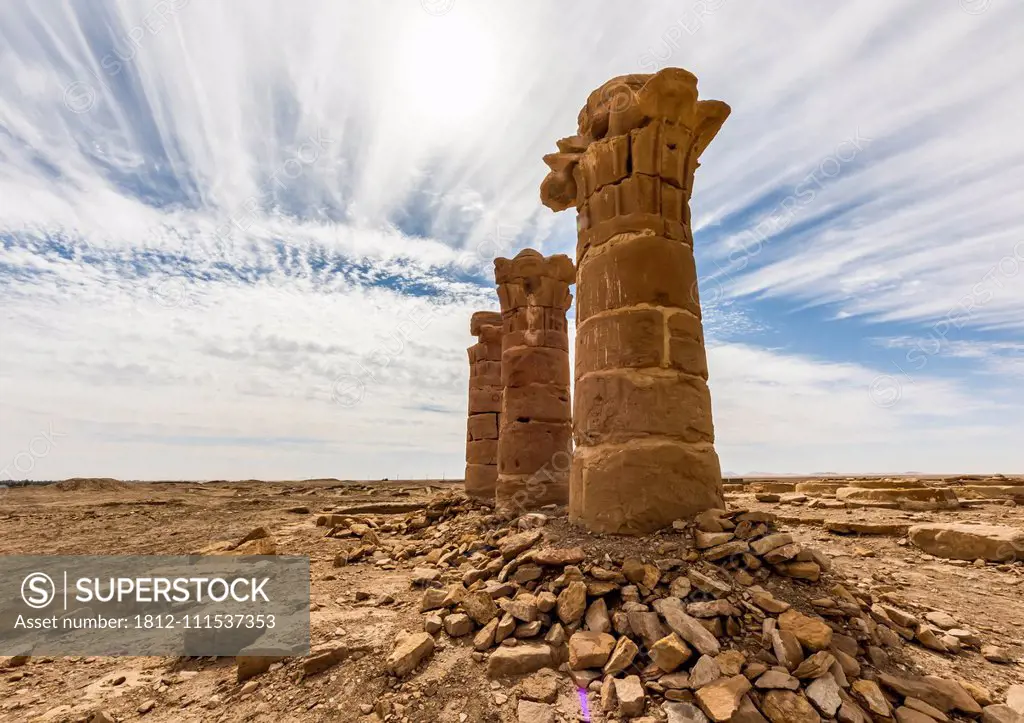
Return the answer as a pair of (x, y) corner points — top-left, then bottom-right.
(0, 477), (1022, 723)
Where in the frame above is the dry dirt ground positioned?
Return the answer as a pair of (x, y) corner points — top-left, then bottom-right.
(0, 478), (1021, 723)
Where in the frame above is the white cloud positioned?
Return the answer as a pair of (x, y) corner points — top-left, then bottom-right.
(1, 0), (1022, 478)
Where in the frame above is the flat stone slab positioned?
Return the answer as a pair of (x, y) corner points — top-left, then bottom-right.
(751, 482), (797, 494)
(908, 523), (1024, 562)
(836, 487), (960, 510)
(794, 481), (845, 496)
(844, 479), (928, 489)
(331, 502), (426, 515)
(953, 485), (1024, 501)
(825, 521), (910, 536)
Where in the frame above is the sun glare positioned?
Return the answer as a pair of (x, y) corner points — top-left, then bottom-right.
(397, 13), (498, 130)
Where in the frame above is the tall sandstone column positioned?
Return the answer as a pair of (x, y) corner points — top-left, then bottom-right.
(539, 68), (730, 534)
(494, 249), (575, 512)
(465, 311), (503, 501)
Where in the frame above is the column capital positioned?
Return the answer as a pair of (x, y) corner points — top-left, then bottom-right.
(470, 311), (502, 336)
(494, 249), (575, 285)
(540, 68), (730, 213)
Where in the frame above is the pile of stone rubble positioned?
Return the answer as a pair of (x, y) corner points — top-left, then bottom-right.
(381, 503), (1022, 723)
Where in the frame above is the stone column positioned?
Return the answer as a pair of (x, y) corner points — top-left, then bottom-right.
(465, 311), (502, 501)
(494, 249), (575, 512)
(539, 68), (730, 534)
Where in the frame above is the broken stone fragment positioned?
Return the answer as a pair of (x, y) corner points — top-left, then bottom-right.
(778, 609), (833, 651)
(878, 673), (982, 715)
(695, 675), (752, 722)
(420, 588), (447, 612)
(750, 533), (794, 556)
(663, 701), (709, 723)
(653, 598), (721, 656)
(603, 635), (639, 675)
(687, 599), (741, 618)
(981, 644), (1012, 663)
(749, 589), (790, 614)
(519, 671), (559, 703)
(979, 705), (1022, 723)
(443, 613), (473, 637)
(770, 629), (804, 671)
(852, 679), (891, 717)
(235, 653), (286, 683)
(385, 632), (435, 677)
(585, 598), (612, 634)
(461, 590), (499, 625)
(487, 643), (553, 678)
(556, 580), (588, 624)
(532, 547), (586, 566)
(703, 540), (750, 561)
(500, 530), (544, 559)
(755, 670), (800, 690)
(792, 650), (835, 679)
(1007, 686), (1024, 716)
(907, 523), (1024, 562)
(688, 654), (721, 689)
(761, 543), (802, 565)
(695, 530), (735, 549)
(474, 617), (499, 650)
(502, 593), (540, 623)
(806, 673), (842, 717)
(650, 633), (693, 673)
(517, 699), (556, 723)
(615, 675), (646, 718)
(568, 631), (616, 669)
(760, 690), (819, 723)
(302, 643), (349, 677)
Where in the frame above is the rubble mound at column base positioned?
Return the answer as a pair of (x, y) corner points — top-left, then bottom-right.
(361, 492), (1019, 722)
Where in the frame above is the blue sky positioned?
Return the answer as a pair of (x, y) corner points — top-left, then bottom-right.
(1, 0), (1022, 481)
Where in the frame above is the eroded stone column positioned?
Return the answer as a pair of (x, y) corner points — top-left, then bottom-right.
(540, 68), (730, 534)
(465, 311), (502, 501)
(494, 250), (575, 512)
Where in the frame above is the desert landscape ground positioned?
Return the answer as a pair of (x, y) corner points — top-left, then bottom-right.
(1, 475), (1021, 723)
(2, 17), (1022, 723)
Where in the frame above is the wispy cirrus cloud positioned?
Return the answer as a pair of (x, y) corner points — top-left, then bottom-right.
(1, 0), (1022, 479)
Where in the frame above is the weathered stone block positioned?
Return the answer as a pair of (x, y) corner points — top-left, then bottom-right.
(498, 421), (572, 476)
(464, 464), (497, 500)
(576, 308), (666, 376)
(574, 370), (715, 445)
(576, 234), (700, 322)
(468, 385), (503, 414)
(502, 347), (571, 388)
(466, 439), (498, 466)
(569, 440), (724, 534)
(502, 385), (571, 424)
(467, 413), (499, 440)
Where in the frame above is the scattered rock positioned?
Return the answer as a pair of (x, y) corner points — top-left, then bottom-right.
(653, 598), (721, 656)
(517, 699), (556, 723)
(650, 633), (694, 674)
(615, 675), (646, 718)
(806, 674), (842, 717)
(760, 690), (819, 723)
(981, 644), (1012, 663)
(604, 635), (640, 675)
(487, 644), (553, 678)
(386, 631), (435, 677)
(520, 671), (559, 703)
(778, 609), (833, 651)
(695, 675), (752, 722)
(568, 631), (616, 670)
(908, 523), (1024, 562)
